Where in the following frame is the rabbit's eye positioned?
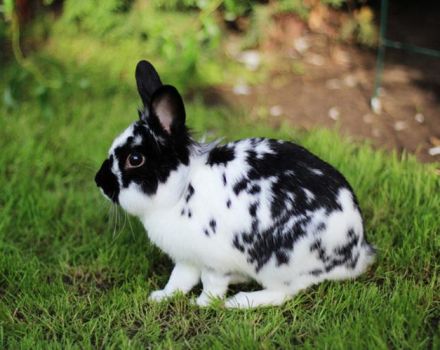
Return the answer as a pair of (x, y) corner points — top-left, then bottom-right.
(126, 152), (145, 168)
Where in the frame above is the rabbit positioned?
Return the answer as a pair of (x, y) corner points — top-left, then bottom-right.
(95, 60), (375, 308)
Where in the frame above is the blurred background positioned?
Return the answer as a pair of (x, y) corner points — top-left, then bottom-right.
(1, 0), (440, 162)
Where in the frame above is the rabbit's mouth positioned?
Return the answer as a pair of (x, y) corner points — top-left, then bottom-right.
(95, 158), (120, 203)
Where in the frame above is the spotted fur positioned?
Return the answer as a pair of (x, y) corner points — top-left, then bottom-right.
(95, 60), (375, 308)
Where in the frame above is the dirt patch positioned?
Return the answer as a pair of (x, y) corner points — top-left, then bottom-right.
(204, 4), (440, 163)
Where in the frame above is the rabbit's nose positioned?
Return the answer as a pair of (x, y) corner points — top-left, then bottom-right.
(95, 159), (120, 203)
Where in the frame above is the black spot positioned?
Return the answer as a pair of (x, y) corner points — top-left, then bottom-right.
(209, 219), (217, 234)
(207, 145), (235, 166)
(233, 178), (248, 195)
(222, 173), (227, 186)
(181, 208), (185, 216)
(187, 210), (192, 218)
(310, 239), (329, 263)
(247, 150), (258, 163)
(275, 251), (289, 266)
(348, 252), (360, 269)
(245, 139), (351, 217)
(248, 184), (261, 194)
(244, 213), (310, 273)
(309, 269), (323, 276)
(316, 222), (326, 232)
(334, 234), (359, 258)
(232, 235), (245, 253)
(242, 232), (254, 244)
(347, 228), (356, 238)
(251, 219), (259, 233)
(204, 228), (209, 236)
(185, 183), (195, 202)
(249, 202), (259, 217)
(325, 259), (346, 272)
(309, 229), (361, 273)
(226, 199), (231, 208)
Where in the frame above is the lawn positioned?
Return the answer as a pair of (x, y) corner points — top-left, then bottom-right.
(1, 5), (439, 345)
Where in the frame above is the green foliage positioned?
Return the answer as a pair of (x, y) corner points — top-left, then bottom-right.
(57, 1), (227, 90)
(0, 0), (13, 54)
(276, 0), (346, 18)
(321, 0), (346, 8)
(0, 17), (7, 48)
(341, 6), (377, 46)
(62, 0), (134, 36)
(222, 0), (253, 21)
(277, 0), (311, 18)
(153, 0), (253, 21)
(152, 0), (199, 11)
(2, 0), (377, 104)
(1, 0), (14, 19)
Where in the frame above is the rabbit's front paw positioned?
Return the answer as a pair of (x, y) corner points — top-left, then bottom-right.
(195, 293), (214, 307)
(225, 290), (289, 308)
(148, 289), (171, 302)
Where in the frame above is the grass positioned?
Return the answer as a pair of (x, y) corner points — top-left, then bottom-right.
(1, 42), (439, 350)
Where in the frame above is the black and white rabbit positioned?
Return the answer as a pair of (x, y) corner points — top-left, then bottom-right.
(95, 60), (375, 308)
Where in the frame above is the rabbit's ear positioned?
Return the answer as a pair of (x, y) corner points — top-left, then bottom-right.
(135, 60), (163, 107)
(150, 85), (186, 135)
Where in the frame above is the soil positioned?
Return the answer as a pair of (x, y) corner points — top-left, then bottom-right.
(204, 3), (440, 164)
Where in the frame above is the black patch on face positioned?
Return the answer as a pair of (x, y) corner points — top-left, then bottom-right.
(209, 219), (217, 234)
(222, 173), (227, 186)
(187, 209), (192, 218)
(226, 199), (231, 209)
(204, 228), (210, 236)
(95, 157), (120, 203)
(108, 121), (192, 198)
(185, 183), (195, 203)
(207, 145), (235, 166)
